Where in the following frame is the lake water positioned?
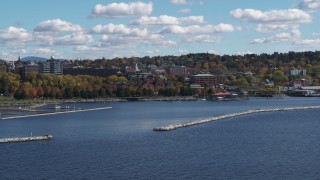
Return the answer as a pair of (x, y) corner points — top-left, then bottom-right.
(1, 97), (320, 179)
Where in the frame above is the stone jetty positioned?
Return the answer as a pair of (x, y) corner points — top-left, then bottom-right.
(153, 106), (320, 131)
(1, 106), (112, 120)
(0, 135), (53, 144)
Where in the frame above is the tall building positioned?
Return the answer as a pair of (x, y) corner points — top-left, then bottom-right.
(19, 62), (39, 80)
(39, 61), (50, 74)
(39, 57), (63, 75)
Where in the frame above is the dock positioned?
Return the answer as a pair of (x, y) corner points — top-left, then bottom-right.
(154, 106), (320, 131)
(0, 135), (53, 144)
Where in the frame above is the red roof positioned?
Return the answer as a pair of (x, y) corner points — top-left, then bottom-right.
(213, 92), (231, 96)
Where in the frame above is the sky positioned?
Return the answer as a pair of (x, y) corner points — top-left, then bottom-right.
(0, 0), (320, 60)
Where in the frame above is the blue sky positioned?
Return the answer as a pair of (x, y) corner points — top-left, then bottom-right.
(0, 0), (320, 60)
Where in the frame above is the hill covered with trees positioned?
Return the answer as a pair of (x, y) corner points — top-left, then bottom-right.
(1, 51), (320, 99)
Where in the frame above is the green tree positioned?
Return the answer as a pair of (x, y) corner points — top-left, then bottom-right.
(98, 88), (106, 97)
(147, 88), (154, 96)
(272, 70), (288, 85)
(64, 87), (74, 99)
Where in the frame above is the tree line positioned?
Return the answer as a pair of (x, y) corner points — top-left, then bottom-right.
(2, 51), (320, 99)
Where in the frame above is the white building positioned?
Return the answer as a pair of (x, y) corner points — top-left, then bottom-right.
(286, 69), (306, 76)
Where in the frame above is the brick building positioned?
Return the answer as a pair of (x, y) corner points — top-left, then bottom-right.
(191, 74), (217, 86)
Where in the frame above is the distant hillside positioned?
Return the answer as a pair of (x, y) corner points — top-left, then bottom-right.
(21, 56), (47, 61)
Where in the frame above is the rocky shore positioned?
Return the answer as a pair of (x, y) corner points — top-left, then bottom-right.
(0, 98), (124, 113)
(0, 135), (53, 144)
(0, 96), (199, 112)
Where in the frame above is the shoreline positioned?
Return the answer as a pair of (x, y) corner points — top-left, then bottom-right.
(153, 106), (320, 131)
(0, 98), (124, 113)
(0, 97), (198, 111)
(0, 95), (306, 115)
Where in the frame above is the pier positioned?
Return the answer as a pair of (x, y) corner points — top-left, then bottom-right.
(0, 135), (53, 144)
(153, 106), (320, 131)
(1, 106), (112, 120)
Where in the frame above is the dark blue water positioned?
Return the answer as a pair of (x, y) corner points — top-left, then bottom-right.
(1, 97), (320, 179)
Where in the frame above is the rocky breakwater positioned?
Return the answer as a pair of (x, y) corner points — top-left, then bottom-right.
(0, 135), (53, 144)
(153, 106), (320, 131)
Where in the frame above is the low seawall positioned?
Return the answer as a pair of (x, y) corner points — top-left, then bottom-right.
(153, 106), (320, 131)
(0, 135), (53, 144)
(1, 107), (112, 120)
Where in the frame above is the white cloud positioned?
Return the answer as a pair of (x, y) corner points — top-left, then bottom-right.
(32, 31), (93, 46)
(230, 9), (312, 23)
(91, 24), (148, 37)
(171, 0), (189, 5)
(74, 45), (103, 52)
(130, 15), (204, 25)
(236, 51), (255, 55)
(251, 29), (301, 44)
(146, 34), (177, 47)
(34, 48), (57, 54)
(53, 33), (93, 45)
(178, 49), (188, 54)
(300, 0), (320, 9)
(256, 23), (299, 33)
(312, 32), (320, 36)
(98, 33), (177, 48)
(208, 50), (219, 54)
(295, 39), (320, 45)
(145, 49), (161, 54)
(34, 19), (83, 32)
(183, 35), (222, 43)
(91, 2), (153, 18)
(0, 26), (32, 43)
(161, 23), (239, 34)
(32, 32), (54, 45)
(179, 8), (192, 13)
(154, 39), (177, 47)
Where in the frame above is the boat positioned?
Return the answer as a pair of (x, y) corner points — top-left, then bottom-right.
(216, 97), (224, 101)
(305, 94), (320, 97)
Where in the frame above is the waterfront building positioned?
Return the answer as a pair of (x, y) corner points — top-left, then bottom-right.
(19, 62), (39, 80)
(39, 61), (50, 74)
(190, 84), (204, 89)
(63, 67), (117, 77)
(286, 69), (306, 76)
(128, 72), (153, 80)
(191, 74), (217, 86)
(6, 61), (16, 72)
(300, 86), (320, 92)
(0, 62), (6, 72)
(291, 79), (313, 88)
(148, 65), (165, 74)
(124, 64), (141, 73)
(39, 57), (63, 75)
(169, 65), (188, 77)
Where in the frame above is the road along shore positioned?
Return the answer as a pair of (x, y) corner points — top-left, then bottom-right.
(153, 106), (320, 131)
